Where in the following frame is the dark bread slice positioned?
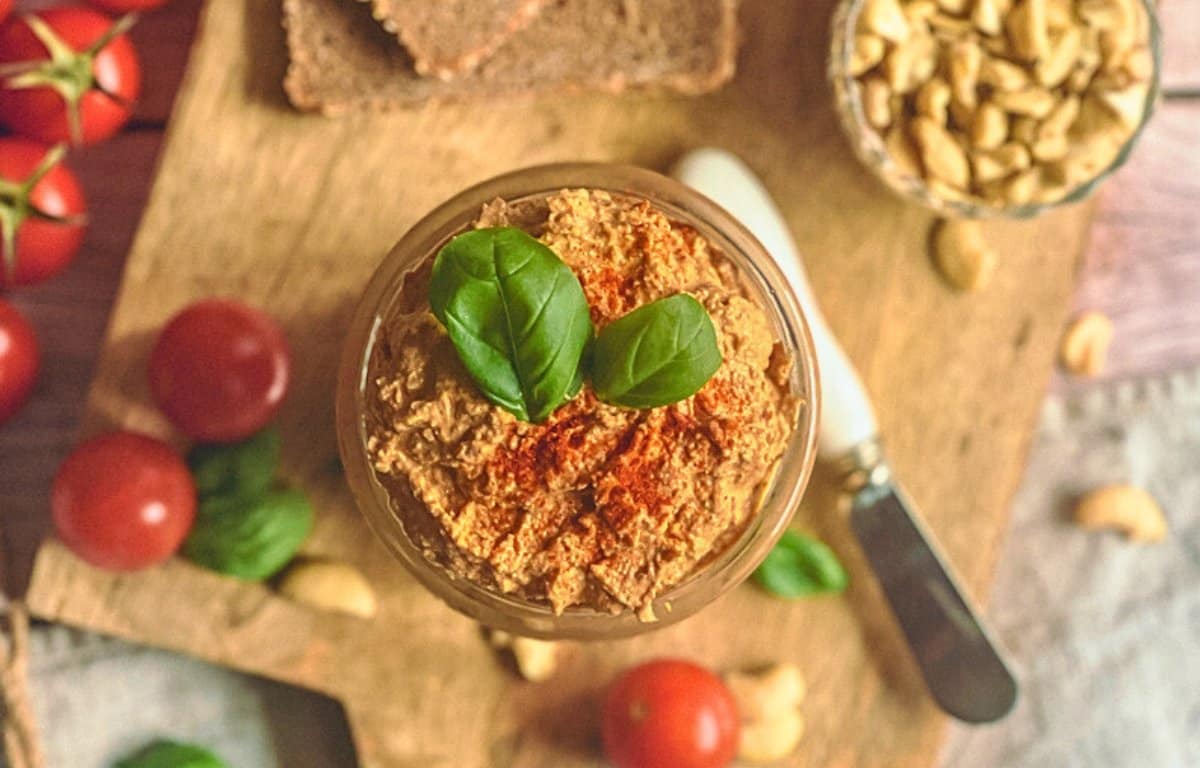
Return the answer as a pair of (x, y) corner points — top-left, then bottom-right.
(367, 0), (551, 80)
(284, 0), (739, 115)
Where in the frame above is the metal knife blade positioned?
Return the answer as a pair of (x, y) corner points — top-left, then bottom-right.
(850, 474), (1018, 722)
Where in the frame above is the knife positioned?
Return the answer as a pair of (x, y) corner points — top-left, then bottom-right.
(672, 148), (1018, 723)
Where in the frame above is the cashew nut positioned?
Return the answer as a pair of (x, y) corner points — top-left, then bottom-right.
(740, 710), (806, 764)
(948, 40), (982, 108)
(850, 33), (887, 76)
(979, 56), (1032, 91)
(1037, 26), (1084, 86)
(488, 630), (560, 682)
(911, 116), (971, 189)
(932, 219), (998, 291)
(884, 32), (939, 93)
(1059, 310), (1114, 376)
(860, 0), (911, 42)
(1032, 131), (1071, 162)
(970, 101), (1009, 149)
(992, 86), (1058, 118)
(725, 663), (807, 764)
(971, 0), (1004, 35)
(916, 77), (953, 124)
(1041, 95), (1082, 137)
(278, 560), (378, 619)
(862, 76), (893, 129)
(1005, 0), (1050, 60)
(1003, 167), (1043, 204)
(972, 142), (1032, 183)
(726, 664), (806, 721)
(1074, 485), (1167, 542)
(885, 122), (923, 176)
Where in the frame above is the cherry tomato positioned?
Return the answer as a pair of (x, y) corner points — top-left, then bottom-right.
(602, 659), (740, 768)
(52, 431), (196, 571)
(88, 0), (169, 12)
(0, 8), (141, 146)
(0, 300), (39, 424)
(0, 139), (87, 288)
(149, 299), (291, 443)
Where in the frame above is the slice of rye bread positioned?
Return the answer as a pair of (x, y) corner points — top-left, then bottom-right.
(284, 0), (739, 115)
(367, 0), (551, 80)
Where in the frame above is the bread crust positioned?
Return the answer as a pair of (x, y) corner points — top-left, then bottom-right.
(283, 0), (740, 114)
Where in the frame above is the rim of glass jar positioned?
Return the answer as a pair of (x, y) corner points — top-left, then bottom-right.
(335, 163), (821, 640)
(827, 0), (1162, 219)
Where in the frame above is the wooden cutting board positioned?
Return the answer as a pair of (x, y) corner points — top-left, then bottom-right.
(25, 0), (1093, 765)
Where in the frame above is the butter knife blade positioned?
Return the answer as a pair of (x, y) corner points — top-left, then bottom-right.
(850, 472), (1018, 722)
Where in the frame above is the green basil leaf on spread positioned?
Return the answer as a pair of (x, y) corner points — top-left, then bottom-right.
(429, 227), (593, 423)
(188, 427), (280, 500)
(115, 740), (228, 768)
(591, 293), (722, 409)
(754, 530), (849, 598)
(182, 489), (313, 581)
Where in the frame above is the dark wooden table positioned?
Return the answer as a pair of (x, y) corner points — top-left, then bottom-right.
(2, 0), (1197, 599)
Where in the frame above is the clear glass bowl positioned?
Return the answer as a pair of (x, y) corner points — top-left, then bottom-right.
(335, 163), (821, 640)
(828, 0), (1162, 218)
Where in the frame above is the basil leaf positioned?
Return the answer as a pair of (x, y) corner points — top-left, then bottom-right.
(591, 293), (722, 409)
(187, 427), (280, 500)
(429, 227), (593, 422)
(754, 530), (849, 598)
(183, 489), (313, 581)
(115, 740), (227, 768)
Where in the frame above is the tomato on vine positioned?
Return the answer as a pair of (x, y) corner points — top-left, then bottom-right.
(0, 8), (141, 146)
(0, 299), (38, 425)
(0, 139), (87, 288)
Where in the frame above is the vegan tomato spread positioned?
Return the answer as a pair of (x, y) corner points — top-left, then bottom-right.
(365, 189), (797, 619)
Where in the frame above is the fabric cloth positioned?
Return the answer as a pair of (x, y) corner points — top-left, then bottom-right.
(941, 366), (1200, 768)
(1, 624), (357, 767)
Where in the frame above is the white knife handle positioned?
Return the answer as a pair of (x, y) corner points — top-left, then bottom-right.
(671, 149), (878, 459)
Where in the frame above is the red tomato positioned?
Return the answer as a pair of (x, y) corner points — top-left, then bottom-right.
(0, 300), (39, 424)
(52, 431), (196, 571)
(0, 8), (141, 146)
(87, 0), (169, 13)
(0, 139), (87, 288)
(148, 299), (291, 443)
(0, 0), (11, 24)
(602, 659), (740, 768)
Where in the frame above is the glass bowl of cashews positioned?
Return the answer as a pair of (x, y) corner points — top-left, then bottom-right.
(829, 0), (1160, 217)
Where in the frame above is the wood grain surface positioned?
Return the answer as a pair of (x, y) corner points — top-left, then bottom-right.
(1061, 101), (1200, 388)
(6, 0), (1194, 767)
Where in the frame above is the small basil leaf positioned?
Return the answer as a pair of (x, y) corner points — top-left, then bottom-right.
(429, 227), (593, 422)
(187, 427), (280, 500)
(591, 293), (722, 409)
(754, 530), (849, 598)
(115, 740), (228, 768)
(183, 489), (313, 581)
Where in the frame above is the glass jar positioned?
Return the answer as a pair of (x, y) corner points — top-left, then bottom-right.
(335, 163), (821, 640)
(828, 0), (1161, 218)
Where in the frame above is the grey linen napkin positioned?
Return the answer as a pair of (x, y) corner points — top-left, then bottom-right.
(941, 366), (1200, 768)
(3, 624), (356, 767)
